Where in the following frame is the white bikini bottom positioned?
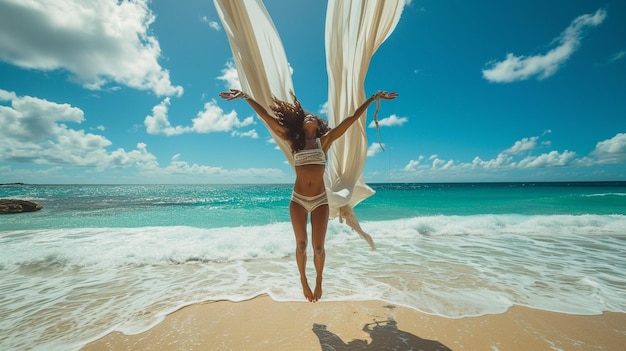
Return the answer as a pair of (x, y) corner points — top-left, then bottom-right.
(291, 190), (328, 213)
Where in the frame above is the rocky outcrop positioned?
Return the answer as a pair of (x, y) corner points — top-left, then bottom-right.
(0, 199), (43, 214)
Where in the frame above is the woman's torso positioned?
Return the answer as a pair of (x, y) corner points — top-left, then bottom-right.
(293, 138), (326, 196)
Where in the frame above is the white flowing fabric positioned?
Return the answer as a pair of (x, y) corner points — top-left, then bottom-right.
(214, 0), (403, 250)
(213, 0), (295, 161)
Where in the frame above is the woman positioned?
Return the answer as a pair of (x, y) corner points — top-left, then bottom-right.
(219, 88), (398, 302)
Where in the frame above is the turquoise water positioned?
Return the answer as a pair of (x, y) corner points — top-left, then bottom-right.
(3, 182), (624, 229)
(1, 182), (625, 350)
(2, 184), (292, 230)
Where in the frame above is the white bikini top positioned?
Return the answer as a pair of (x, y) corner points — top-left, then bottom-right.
(294, 138), (326, 167)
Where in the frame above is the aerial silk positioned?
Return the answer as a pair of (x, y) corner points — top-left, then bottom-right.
(214, 0), (404, 250)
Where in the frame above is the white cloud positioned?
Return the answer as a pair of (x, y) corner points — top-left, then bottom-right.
(367, 142), (385, 157)
(0, 90), (84, 141)
(403, 156), (424, 171)
(144, 98), (187, 136)
(192, 100), (254, 133)
(202, 16), (221, 30)
(232, 129), (259, 138)
(470, 153), (514, 169)
(144, 98), (255, 136)
(107, 142), (158, 169)
(165, 154), (225, 175)
(467, 133), (576, 169)
(503, 130), (552, 154)
(516, 150), (577, 168)
(0, 0), (182, 96)
(0, 89), (288, 182)
(217, 61), (241, 89)
(403, 133), (584, 175)
(319, 101), (329, 116)
(432, 158), (454, 170)
(503, 136), (539, 154)
(482, 8), (607, 83)
(155, 154), (286, 180)
(368, 114), (408, 128)
(591, 133), (626, 164)
(0, 89), (158, 168)
(401, 132), (626, 180)
(266, 137), (284, 151)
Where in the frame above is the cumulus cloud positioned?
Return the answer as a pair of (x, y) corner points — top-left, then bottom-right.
(0, 89), (287, 182)
(591, 133), (626, 164)
(503, 136), (541, 154)
(144, 98), (255, 136)
(516, 150), (577, 168)
(466, 133), (576, 169)
(107, 142), (158, 169)
(367, 142), (385, 157)
(217, 61), (241, 89)
(403, 131), (626, 177)
(144, 98), (187, 136)
(192, 100), (254, 133)
(368, 114), (408, 128)
(482, 8), (607, 83)
(0, 0), (182, 96)
(404, 133), (577, 173)
(0, 89), (158, 168)
(165, 154), (225, 175)
(403, 156), (424, 171)
(503, 130), (551, 154)
(156, 154), (285, 181)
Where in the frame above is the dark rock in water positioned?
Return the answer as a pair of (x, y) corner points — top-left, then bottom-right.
(0, 199), (43, 214)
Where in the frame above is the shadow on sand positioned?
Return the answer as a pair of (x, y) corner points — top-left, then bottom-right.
(313, 319), (452, 351)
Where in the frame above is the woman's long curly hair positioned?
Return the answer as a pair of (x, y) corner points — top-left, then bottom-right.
(270, 91), (330, 153)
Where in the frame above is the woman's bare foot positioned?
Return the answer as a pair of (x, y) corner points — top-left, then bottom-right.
(301, 278), (314, 302)
(313, 280), (322, 302)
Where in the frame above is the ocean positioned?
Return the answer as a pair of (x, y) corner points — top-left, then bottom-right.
(1, 182), (625, 350)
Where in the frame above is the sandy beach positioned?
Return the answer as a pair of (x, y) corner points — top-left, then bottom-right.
(82, 294), (625, 351)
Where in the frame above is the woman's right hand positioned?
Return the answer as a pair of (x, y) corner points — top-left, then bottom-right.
(373, 91), (398, 101)
(219, 89), (248, 101)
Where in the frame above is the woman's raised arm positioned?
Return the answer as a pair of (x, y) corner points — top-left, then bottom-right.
(322, 91), (398, 148)
(219, 89), (287, 138)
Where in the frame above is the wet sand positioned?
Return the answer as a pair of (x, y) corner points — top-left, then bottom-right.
(82, 294), (626, 350)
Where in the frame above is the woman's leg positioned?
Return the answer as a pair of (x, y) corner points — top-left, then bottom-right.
(310, 203), (329, 302)
(289, 201), (313, 301)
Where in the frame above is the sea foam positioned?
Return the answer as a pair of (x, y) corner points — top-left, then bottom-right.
(1, 214), (625, 350)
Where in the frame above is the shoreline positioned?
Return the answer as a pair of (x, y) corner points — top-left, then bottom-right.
(82, 294), (626, 351)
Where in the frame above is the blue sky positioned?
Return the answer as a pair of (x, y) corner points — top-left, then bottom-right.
(1, 0), (624, 184)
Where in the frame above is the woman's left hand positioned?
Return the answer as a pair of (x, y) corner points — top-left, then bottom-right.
(219, 89), (248, 101)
